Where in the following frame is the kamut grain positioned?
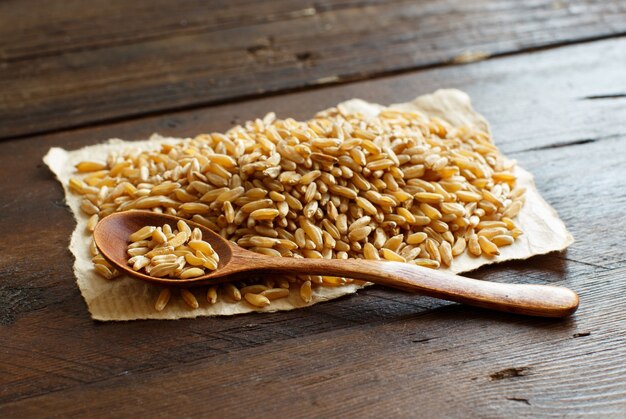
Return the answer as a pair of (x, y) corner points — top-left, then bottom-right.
(154, 288), (171, 312)
(491, 235), (514, 247)
(439, 241), (453, 267)
(478, 236), (500, 256)
(94, 263), (116, 279)
(223, 283), (242, 301)
(73, 104), (526, 309)
(468, 234), (482, 256)
(451, 238), (466, 256)
(244, 293), (271, 307)
(300, 280), (312, 303)
(407, 232), (427, 245)
(181, 289), (199, 309)
(207, 285), (218, 304)
(240, 284), (269, 295)
(381, 248), (406, 262)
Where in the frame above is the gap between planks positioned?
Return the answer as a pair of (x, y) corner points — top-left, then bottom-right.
(3, 31), (626, 142)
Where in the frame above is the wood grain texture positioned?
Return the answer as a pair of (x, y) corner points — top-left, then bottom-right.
(2, 0), (626, 139)
(1, 38), (626, 416)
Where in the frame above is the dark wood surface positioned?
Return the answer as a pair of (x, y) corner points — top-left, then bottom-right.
(1, 1), (626, 417)
(2, 0), (626, 139)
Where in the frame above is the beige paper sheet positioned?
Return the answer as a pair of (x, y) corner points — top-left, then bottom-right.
(44, 89), (573, 321)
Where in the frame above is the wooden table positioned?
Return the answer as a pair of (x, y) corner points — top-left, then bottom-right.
(2, 1), (626, 416)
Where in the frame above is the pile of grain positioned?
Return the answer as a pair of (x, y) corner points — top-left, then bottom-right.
(69, 106), (525, 311)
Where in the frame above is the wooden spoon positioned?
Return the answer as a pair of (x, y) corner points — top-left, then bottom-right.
(94, 211), (579, 317)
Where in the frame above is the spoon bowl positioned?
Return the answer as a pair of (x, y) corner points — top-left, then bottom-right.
(94, 211), (579, 317)
(94, 211), (241, 286)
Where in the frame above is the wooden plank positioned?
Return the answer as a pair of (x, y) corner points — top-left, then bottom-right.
(2, 0), (626, 139)
(1, 38), (625, 415)
(2, 266), (625, 416)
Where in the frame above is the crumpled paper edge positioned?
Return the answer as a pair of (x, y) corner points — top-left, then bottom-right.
(44, 89), (573, 321)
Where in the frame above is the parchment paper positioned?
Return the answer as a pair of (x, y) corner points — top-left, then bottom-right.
(44, 89), (573, 321)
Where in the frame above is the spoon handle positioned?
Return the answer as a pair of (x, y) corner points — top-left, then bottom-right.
(250, 257), (578, 317)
